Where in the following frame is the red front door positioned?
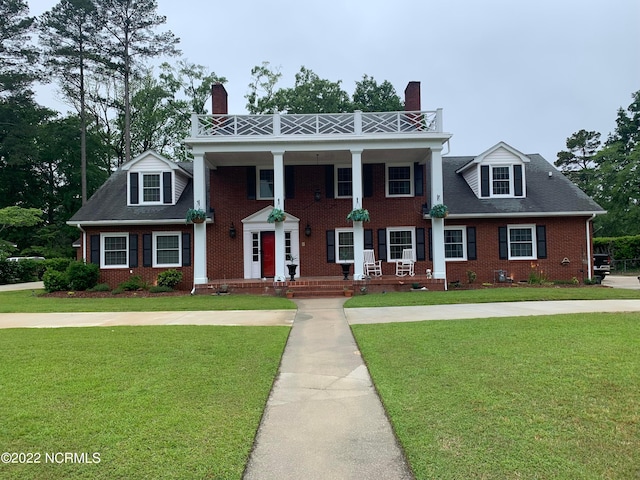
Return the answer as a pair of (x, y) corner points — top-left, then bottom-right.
(261, 231), (275, 278)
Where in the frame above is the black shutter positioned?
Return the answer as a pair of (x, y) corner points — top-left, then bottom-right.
(325, 165), (334, 198)
(247, 166), (256, 200)
(363, 164), (374, 198)
(499, 226), (508, 259)
(129, 234), (138, 268)
(182, 232), (191, 266)
(163, 172), (172, 204)
(364, 229), (374, 249)
(428, 228), (433, 261)
(377, 229), (387, 261)
(416, 227), (426, 261)
(467, 227), (477, 260)
(143, 233), (152, 267)
(414, 162), (424, 197)
(285, 165), (295, 199)
(130, 172), (139, 204)
(514, 165), (523, 197)
(326, 230), (335, 263)
(536, 225), (547, 259)
(481, 165), (490, 197)
(90, 234), (100, 265)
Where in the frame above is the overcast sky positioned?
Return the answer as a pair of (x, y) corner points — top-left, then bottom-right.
(27, 0), (639, 165)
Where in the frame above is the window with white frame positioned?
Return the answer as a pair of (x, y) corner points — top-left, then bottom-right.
(386, 165), (413, 196)
(102, 233), (128, 268)
(508, 225), (536, 259)
(336, 166), (353, 197)
(258, 168), (274, 199)
(492, 166), (510, 195)
(387, 227), (415, 261)
(153, 232), (181, 267)
(336, 229), (354, 263)
(444, 227), (466, 260)
(142, 173), (161, 202)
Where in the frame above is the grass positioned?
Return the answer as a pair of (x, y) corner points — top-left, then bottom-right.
(345, 286), (640, 307)
(351, 313), (640, 479)
(0, 290), (295, 313)
(0, 325), (290, 479)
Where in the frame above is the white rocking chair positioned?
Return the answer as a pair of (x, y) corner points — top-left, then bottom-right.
(395, 249), (415, 277)
(363, 249), (382, 277)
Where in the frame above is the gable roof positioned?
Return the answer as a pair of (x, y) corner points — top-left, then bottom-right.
(121, 150), (193, 177)
(67, 163), (196, 226)
(455, 141), (530, 174)
(437, 153), (604, 217)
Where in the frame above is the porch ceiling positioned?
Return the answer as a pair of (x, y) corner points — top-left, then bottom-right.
(206, 148), (430, 167)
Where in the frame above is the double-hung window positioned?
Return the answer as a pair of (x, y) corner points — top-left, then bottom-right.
(153, 232), (181, 267)
(102, 234), (128, 268)
(336, 166), (352, 198)
(386, 165), (413, 197)
(257, 168), (274, 199)
(336, 229), (354, 263)
(142, 173), (161, 202)
(387, 227), (415, 261)
(508, 225), (536, 259)
(444, 227), (466, 260)
(492, 166), (510, 195)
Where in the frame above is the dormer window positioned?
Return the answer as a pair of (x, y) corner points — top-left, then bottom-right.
(480, 164), (524, 198)
(129, 171), (173, 205)
(492, 166), (510, 195)
(143, 174), (161, 202)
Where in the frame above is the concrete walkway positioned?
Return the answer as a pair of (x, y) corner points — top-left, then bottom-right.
(243, 298), (412, 480)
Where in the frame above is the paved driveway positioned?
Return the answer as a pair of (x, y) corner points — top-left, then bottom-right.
(602, 275), (640, 290)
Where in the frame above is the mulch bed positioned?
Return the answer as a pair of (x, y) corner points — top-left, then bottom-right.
(43, 290), (191, 298)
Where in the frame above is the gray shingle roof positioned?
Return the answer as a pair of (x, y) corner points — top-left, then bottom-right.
(437, 154), (604, 216)
(68, 163), (195, 224)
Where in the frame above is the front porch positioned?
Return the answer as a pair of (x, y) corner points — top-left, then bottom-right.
(196, 275), (446, 298)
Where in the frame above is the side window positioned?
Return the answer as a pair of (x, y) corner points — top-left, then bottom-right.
(444, 227), (466, 260)
(153, 232), (181, 267)
(387, 227), (415, 260)
(335, 166), (353, 198)
(508, 225), (536, 260)
(386, 165), (413, 197)
(101, 234), (128, 268)
(257, 168), (274, 199)
(335, 229), (354, 263)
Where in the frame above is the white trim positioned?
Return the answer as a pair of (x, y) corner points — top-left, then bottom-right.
(257, 166), (274, 200)
(100, 233), (128, 269)
(424, 211), (604, 220)
(507, 224), (537, 260)
(385, 163), (414, 197)
(335, 165), (353, 198)
(152, 231), (182, 268)
(335, 228), (355, 263)
(444, 226), (467, 261)
(386, 226), (416, 261)
(489, 165), (513, 197)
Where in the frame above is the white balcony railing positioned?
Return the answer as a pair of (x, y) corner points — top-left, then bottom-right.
(191, 110), (443, 138)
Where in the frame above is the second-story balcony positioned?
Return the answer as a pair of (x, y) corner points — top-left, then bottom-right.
(190, 109), (443, 139)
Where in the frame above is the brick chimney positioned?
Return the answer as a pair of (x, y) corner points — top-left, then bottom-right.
(404, 81), (421, 111)
(211, 83), (228, 114)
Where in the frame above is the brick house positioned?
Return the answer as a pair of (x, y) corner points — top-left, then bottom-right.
(68, 82), (604, 291)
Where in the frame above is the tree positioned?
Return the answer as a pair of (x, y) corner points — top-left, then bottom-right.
(245, 61), (282, 114)
(0, 0), (40, 96)
(39, 0), (105, 204)
(555, 129), (601, 197)
(99, 0), (180, 165)
(0, 206), (43, 235)
(352, 75), (403, 112)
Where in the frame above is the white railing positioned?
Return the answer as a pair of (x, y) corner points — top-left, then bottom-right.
(191, 109), (442, 138)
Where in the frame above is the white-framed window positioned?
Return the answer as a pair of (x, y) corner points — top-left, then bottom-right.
(386, 164), (413, 197)
(257, 167), (274, 199)
(508, 225), (536, 260)
(335, 228), (354, 263)
(142, 173), (162, 202)
(335, 166), (353, 198)
(101, 233), (128, 268)
(153, 232), (181, 267)
(492, 166), (511, 196)
(387, 227), (415, 261)
(445, 227), (467, 261)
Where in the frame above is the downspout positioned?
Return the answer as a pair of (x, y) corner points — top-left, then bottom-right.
(191, 222), (196, 295)
(586, 214), (596, 280)
(77, 224), (87, 263)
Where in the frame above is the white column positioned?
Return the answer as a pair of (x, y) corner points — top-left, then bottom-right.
(430, 147), (446, 283)
(351, 149), (365, 280)
(193, 152), (208, 284)
(273, 150), (286, 282)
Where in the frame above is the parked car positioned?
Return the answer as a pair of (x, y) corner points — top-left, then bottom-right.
(593, 253), (612, 276)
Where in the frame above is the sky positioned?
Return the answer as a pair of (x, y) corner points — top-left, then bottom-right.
(26, 0), (640, 165)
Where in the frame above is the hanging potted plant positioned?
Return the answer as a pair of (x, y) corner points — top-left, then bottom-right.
(267, 208), (286, 223)
(346, 208), (370, 222)
(429, 204), (449, 218)
(186, 208), (207, 224)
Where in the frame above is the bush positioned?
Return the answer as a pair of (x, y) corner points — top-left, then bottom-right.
(43, 257), (73, 273)
(14, 259), (43, 282)
(88, 283), (111, 292)
(118, 275), (147, 291)
(0, 260), (20, 285)
(157, 269), (183, 289)
(149, 285), (174, 293)
(66, 262), (99, 291)
(43, 270), (69, 292)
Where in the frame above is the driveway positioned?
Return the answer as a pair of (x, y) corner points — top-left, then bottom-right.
(602, 275), (640, 290)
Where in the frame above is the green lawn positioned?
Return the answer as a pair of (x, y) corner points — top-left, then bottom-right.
(0, 290), (295, 313)
(0, 326), (290, 479)
(351, 313), (640, 479)
(345, 286), (640, 308)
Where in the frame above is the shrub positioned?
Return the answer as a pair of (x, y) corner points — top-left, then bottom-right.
(118, 275), (147, 291)
(88, 283), (111, 292)
(43, 257), (73, 273)
(66, 262), (99, 291)
(157, 269), (183, 289)
(149, 285), (174, 293)
(43, 270), (69, 292)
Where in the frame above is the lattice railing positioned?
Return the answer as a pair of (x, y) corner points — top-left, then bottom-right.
(192, 110), (441, 138)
